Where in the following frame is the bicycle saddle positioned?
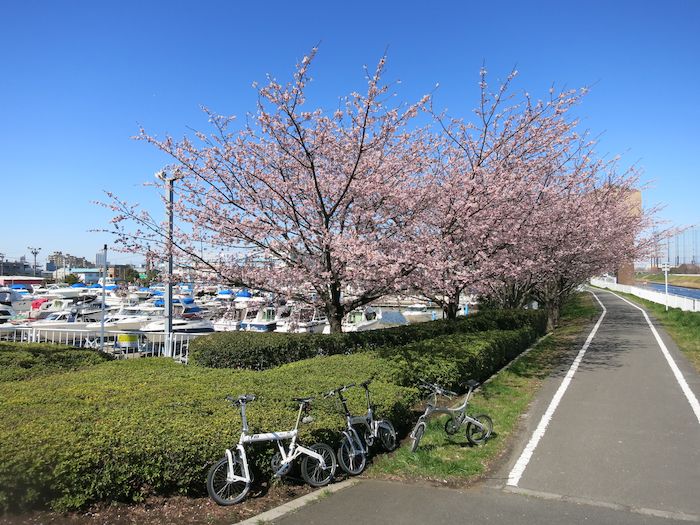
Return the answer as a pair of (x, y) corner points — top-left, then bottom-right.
(360, 378), (373, 388)
(292, 396), (314, 403)
(225, 394), (256, 405)
(464, 379), (479, 389)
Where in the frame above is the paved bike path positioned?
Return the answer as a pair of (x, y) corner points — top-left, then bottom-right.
(268, 291), (700, 524)
(503, 290), (700, 516)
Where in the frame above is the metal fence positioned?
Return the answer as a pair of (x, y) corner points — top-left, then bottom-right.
(0, 325), (206, 363)
(590, 278), (700, 312)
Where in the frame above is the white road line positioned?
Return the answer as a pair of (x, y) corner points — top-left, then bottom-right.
(507, 291), (607, 487)
(609, 291), (700, 425)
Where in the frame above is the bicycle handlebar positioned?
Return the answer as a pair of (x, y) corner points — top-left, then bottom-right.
(418, 380), (456, 397)
(323, 383), (356, 398)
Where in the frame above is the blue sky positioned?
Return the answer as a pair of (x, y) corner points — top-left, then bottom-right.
(1, 0), (698, 267)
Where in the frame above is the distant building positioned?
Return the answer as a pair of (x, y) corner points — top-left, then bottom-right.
(0, 275), (45, 287)
(0, 258), (32, 276)
(107, 265), (132, 282)
(96, 251), (109, 268)
(47, 251), (92, 270)
(53, 267), (102, 284)
(615, 189), (642, 285)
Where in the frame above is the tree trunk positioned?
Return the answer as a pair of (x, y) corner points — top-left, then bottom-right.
(443, 289), (461, 320)
(325, 280), (345, 333)
(545, 301), (560, 332)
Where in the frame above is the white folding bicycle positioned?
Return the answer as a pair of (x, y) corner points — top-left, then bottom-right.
(324, 378), (397, 475)
(207, 394), (337, 505)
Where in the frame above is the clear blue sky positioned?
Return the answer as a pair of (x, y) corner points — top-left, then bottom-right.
(1, 0), (698, 267)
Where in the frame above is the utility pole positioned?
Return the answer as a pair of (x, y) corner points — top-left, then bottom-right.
(156, 170), (182, 358)
(28, 247), (40, 277)
(0, 252), (4, 276)
(100, 244), (107, 353)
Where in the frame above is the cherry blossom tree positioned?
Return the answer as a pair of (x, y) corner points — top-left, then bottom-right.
(407, 69), (591, 319)
(486, 151), (660, 330)
(105, 50), (431, 332)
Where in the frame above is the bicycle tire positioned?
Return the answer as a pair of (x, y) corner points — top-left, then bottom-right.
(300, 443), (337, 487)
(410, 423), (425, 453)
(466, 414), (493, 446)
(337, 437), (366, 475)
(378, 421), (397, 451)
(206, 453), (250, 505)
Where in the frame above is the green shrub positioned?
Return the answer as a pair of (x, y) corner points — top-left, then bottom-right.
(0, 343), (113, 382)
(0, 318), (545, 512)
(0, 357), (413, 512)
(189, 309), (547, 370)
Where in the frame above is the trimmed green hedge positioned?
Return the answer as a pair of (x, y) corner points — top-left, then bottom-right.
(189, 309), (547, 370)
(0, 318), (545, 512)
(0, 343), (113, 382)
(0, 357), (414, 512)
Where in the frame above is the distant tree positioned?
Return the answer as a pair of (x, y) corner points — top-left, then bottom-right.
(64, 274), (79, 285)
(124, 267), (140, 283)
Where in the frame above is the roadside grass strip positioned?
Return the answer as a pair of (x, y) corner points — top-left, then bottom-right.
(369, 293), (600, 484)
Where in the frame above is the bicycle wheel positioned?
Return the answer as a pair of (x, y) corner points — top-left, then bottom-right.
(300, 443), (337, 487)
(206, 453), (250, 505)
(337, 437), (366, 476)
(410, 422), (425, 453)
(378, 421), (397, 451)
(466, 414), (493, 446)
(444, 416), (460, 435)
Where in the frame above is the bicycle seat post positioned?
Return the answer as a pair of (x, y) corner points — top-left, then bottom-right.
(293, 399), (308, 431)
(363, 384), (372, 411)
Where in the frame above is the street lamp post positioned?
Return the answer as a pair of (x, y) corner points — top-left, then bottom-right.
(156, 170), (182, 358)
(28, 247), (41, 277)
(100, 244), (107, 352)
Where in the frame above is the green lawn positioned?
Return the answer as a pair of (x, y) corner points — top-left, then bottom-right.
(367, 292), (600, 483)
(636, 273), (700, 290)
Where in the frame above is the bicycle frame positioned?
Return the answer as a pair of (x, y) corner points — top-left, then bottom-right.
(225, 400), (327, 483)
(412, 384), (486, 434)
(337, 384), (393, 457)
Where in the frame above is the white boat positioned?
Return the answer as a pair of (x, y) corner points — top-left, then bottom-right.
(276, 305), (328, 333)
(24, 310), (92, 329)
(140, 317), (215, 342)
(212, 306), (247, 332)
(402, 303), (429, 316)
(0, 304), (16, 324)
(0, 287), (33, 313)
(46, 285), (84, 299)
(328, 307), (409, 333)
(84, 305), (165, 331)
(240, 304), (277, 332)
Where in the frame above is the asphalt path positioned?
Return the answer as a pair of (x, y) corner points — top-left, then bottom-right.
(270, 290), (700, 524)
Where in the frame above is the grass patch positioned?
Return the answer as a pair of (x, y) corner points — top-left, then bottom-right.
(368, 292), (600, 483)
(600, 290), (700, 372)
(636, 273), (700, 290)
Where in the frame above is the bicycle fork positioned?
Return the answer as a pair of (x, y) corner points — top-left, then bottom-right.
(343, 426), (367, 458)
(225, 445), (251, 483)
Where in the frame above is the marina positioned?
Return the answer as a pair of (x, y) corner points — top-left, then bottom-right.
(0, 280), (462, 361)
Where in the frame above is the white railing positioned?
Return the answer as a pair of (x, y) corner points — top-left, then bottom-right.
(0, 325), (207, 363)
(590, 278), (700, 312)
